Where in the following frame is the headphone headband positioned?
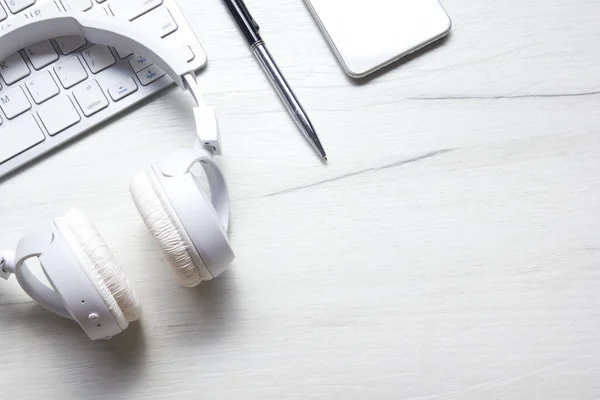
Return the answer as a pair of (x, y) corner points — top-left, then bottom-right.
(0, 13), (221, 151)
(0, 13), (192, 89)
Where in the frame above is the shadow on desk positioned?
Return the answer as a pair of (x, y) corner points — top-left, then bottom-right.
(171, 268), (242, 347)
(132, 228), (242, 348)
(0, 297), (148, 398)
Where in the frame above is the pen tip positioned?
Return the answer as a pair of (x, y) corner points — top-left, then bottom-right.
(323, 155), (328, 162)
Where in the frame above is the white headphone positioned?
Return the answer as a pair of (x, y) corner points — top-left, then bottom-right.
(0, 14), (235, 340)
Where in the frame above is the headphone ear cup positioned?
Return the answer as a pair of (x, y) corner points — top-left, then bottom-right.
(57, 209), (142, 329)
(130, 170), (213, 287)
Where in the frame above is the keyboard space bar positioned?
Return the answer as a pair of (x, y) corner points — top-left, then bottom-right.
(0, 116), (45, 164)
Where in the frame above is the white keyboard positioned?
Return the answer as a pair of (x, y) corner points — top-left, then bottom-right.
(0, 0), (207, 179)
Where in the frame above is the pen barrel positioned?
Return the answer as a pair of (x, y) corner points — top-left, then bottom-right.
(252, 43), (325, 158)
(252, 43), (303, 117)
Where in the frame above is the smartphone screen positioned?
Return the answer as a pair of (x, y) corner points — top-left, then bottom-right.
(304, 0), (451, 78)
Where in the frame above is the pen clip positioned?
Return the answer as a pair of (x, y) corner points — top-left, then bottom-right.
(236, 0), (260, 33)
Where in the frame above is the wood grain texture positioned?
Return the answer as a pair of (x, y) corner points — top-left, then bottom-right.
(1, 0), (600, 398)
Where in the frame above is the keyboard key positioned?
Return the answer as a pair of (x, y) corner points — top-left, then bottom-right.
(108, 77), (138, 102)
(0, 115), (44, 164)
(26, 71), (59, 104)
(56, 36), (87, 55)
(135, 8), (177, 38)
(24, 40), (59, 70)
(60, 0), (92, 12)
(37, 95), (80, 136)
(177, 46), (195, 63)
(73, 80), (108, 117)
(0, 86), (31, 119)
(54, 56), (87, 89)
(129, 55), (151, 73)
(0, 53), (31, 85)
(5, 0), (36, 14)
(82, 44), (115, 74)
(23, 0), (59, 21)
(114, 47), (133, 59)
(0, 4), (7, 21)
(136, 65), (165, 86)
(109, 0), (162, 21)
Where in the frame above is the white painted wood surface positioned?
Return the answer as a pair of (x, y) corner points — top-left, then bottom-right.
(2, 0), (600, 398)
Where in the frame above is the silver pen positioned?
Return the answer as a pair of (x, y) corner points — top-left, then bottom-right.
(223, 0), (328, 161)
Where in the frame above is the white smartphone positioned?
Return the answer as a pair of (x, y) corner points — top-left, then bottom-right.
(304, 0), (452, 78)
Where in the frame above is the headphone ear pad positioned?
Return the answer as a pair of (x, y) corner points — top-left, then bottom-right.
(130, 170), (213, 287)
(58, 209), (142, 329)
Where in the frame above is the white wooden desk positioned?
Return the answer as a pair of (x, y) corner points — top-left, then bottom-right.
(1, 0), (600, 398)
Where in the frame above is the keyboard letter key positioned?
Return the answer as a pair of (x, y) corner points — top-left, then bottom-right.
(0, 53), (31, 85)
(37, 96), (81, 136)
(0, 86), (32, 119)
(0, 115), (44, 164)
(25, 40), (59, 70)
